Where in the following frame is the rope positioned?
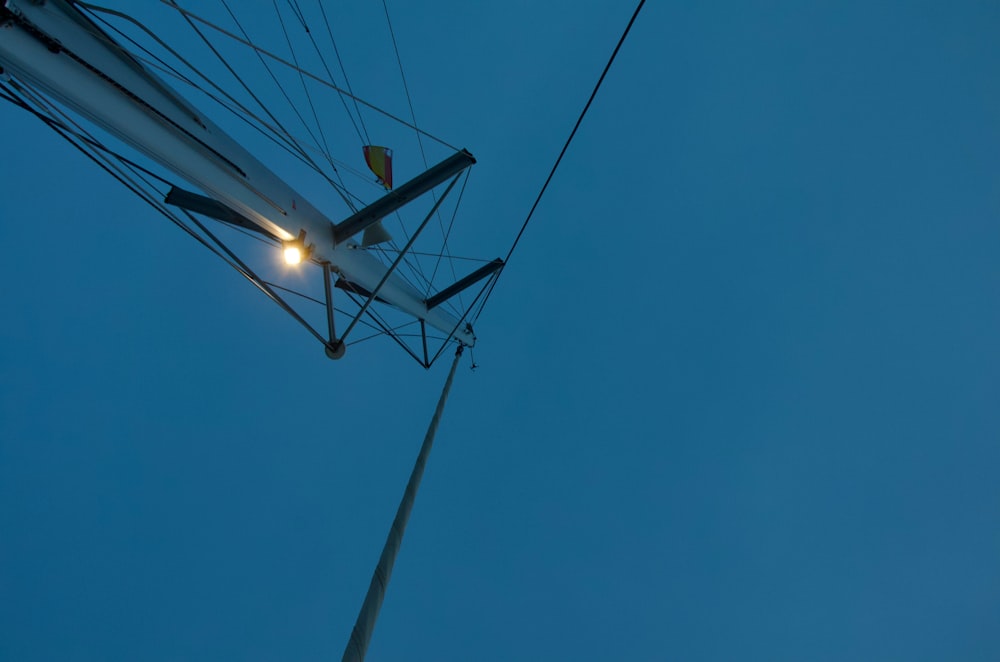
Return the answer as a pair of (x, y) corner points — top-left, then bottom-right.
(471, 0), (646, 324)
(342, 345), (464, 662)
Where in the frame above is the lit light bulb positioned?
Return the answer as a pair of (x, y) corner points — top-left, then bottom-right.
(282, 230), (311, 265)
(283, 245), (303, 265)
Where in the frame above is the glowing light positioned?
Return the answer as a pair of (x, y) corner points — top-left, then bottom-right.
(282, 230), (311, 265)
(284, 245), (303, 265)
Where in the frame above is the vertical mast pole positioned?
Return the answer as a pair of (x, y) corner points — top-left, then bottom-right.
(342, 346), (464, 662)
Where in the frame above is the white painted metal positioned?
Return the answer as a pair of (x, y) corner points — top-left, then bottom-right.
(0, 0), (476, 346)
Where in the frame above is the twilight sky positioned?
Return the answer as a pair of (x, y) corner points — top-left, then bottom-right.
(2, 1), (999, 660)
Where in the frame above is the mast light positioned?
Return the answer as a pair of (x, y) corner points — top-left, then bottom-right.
(283, 230), (312, 265)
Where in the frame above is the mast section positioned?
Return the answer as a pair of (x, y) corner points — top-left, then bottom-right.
(0, 0), (477, 347)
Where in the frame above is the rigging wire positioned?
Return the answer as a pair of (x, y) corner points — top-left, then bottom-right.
(284, 0), (308, 27)
(425, 168), (471, 311)
(85, 0), (450, 237)
(147, 0), (354, 212)
(371, 248), (492, 264)
(282, 0), (369, 146)
(260, 281), (386, 338)
(78, 2), (320, 168)
(8, 0), (628, 364)
(114, 0), (465, 315)
(271, 0), (335, 168)
(0, 7), (490, 365)
(157, 0), (458, 151)
(0, 80), (371, 350)
(470, 0), (646, 326)
(78, 1), (380, 212)
(381, 0), (427, 170)
(380, 0), (461, 298)
(316, 0), (371, 145)
(337, 288), (427, 364)
(214, 0), (356, 211)
(83, 2), (451, 208)
(117, 38), (375, 202)
(337, 172), (463, 347)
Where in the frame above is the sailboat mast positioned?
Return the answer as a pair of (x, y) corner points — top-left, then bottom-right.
(0, 0), (476, 346)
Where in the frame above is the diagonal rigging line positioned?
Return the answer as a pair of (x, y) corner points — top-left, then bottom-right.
(374, 249), (492, 263)
(338, 173), (462, 346)
(5, 81), (336, 349)
(81, 1), (368, 206)
(169, 0), (355, 209)
(132, 48), (366, 199)
(157, 0), (457, 151)
(80, 2), (299, 157)
(262, 281), (385, 337)
(284, 0), (307, 26)
(272, 0), (333, 166)
(338, 288), (426, 364)
(2, 53), (442, 368)
(4, 80), (329, 346)
(76, 2), (339, 188)
(381, 0), (457, 290)
(426, 169), (471, 315)
(166, 0), (295, 153)
(284, 0), (369, 146)
(215, 0), (356, 211)
(79, 2), (375, 218)
(471, 0), (646, 325)
(80, 7), (315, 169)
(316, 0), (370, 145)
(381, 0), (427, 169)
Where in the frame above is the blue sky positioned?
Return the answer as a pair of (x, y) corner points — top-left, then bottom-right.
(2, 1), (1000, 660)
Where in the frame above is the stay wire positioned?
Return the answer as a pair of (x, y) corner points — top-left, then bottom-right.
(126, 45), (360, 198)
(284, 0), (368, 146)
(425, 168), (471, 314)
(316, 0), (370, 144)
(1, 83), (427, 365)
(1, 80), (333, 350)
(157, 0), (458, 151)
(381, 0), (458, 290)
(272, 0), (334, 167)
(79, 1), (372, 207)
(381, 0), (427, 170)
(121, 43), (371, 207)
(285, 0), (307, 27)
(338, 288), (426, 365)
(5, 97), (176, 190)
(78, 2), (317, 169)
(262, 281), (385, 337)
(470, 0), (646, 325)
(216, 0), (356, 211)
(165, 0), (293, 157)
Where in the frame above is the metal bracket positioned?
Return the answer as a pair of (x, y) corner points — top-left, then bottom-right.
(321, 262), (345, 359)
(332, 149), (475, 245)
(425, 258), (504, 310)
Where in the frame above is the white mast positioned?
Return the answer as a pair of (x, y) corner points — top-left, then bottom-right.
(0, 0), (477, 348)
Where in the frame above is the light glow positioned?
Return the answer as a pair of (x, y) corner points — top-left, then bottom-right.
(283, 245), (303, 265)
